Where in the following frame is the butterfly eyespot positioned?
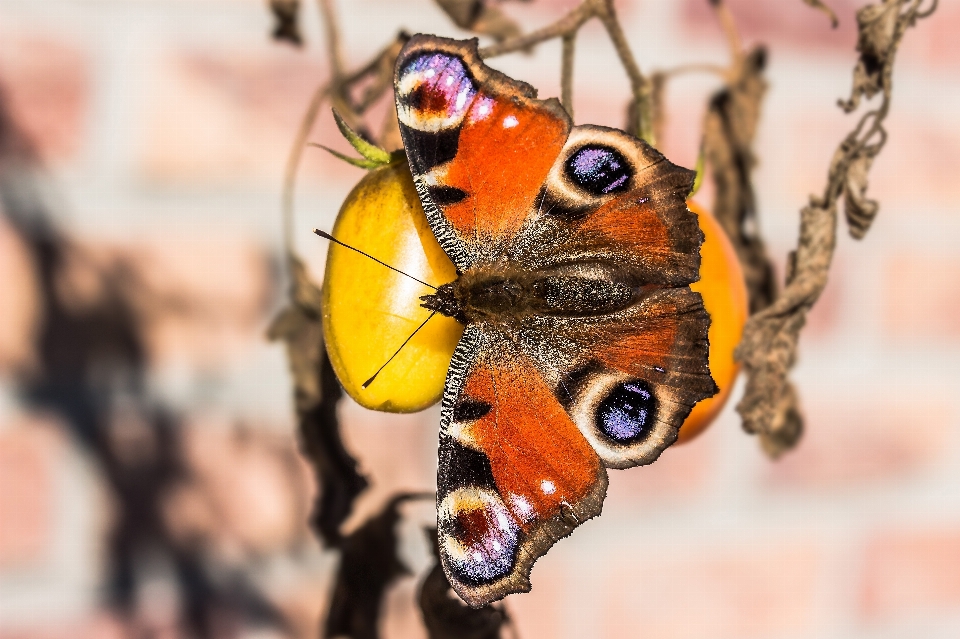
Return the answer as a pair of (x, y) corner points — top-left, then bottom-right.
(564, 145), (632, 195)
(596, 380), (658, 443)
(397, 53), (476, 132)
(453, 398), (492, 422)
(440, 488), (520, 585)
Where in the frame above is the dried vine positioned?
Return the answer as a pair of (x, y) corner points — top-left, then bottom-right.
(735, 0), (938, 457)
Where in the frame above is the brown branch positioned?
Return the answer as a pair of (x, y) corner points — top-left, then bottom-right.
(802, 0), (840, 28)
(735, 0), (936, 457)
(281, 83), (326, 266)
(480, 0), (654, 141)
(319, 0), (345, 77)
(561, 32), (576, 118)
(595, 0), (654, 143)
(478, 0), (595, 58)
(712, 0), (745, 71)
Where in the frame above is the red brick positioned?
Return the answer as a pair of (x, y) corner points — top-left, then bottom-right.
(605, 414), (718, 508)
(0, 611), (130, 639)
(163, 419), (314, 557)
(0, 217), (41, 376)
(506, 551), (567, 639)
(337, 403), (437, 532)
(381, 578), (428, 639)
(0, 417), (65, 568)
(911, 2), (960, 70)
(604, 541), (820, 639)
(61, 235), (274, 369)
(0, 35), (90, 162)
(882, 252), (960, 341)
(860, 529), (960, 620)
(681, 0), (860, 53)
(138, 47), (365, 187)
(766, 396), (952, 488)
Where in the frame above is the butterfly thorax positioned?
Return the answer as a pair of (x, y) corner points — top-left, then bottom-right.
(420, 262), (637, 325)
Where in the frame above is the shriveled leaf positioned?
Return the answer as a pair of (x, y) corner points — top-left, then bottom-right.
(840, 0), (899, 112)
(332, 108), (394, 166)
(419, 528), (508, 639)
(269, 0), (302, 46)
(702, 46), (778, 315)
(435, 0), (523, 43)
(325, 494), (427, 639)
(268, 257), (367, 545)
(843, 149), (880, 239)
(802, 0), (839, 28)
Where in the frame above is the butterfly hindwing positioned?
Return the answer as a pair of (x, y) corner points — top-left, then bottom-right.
(517, 287), (717, 469)
(437, 325), (607, 607)
(395, 35), (572, 270)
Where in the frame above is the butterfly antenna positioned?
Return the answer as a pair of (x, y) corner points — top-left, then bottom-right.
(314, 229), (438, 290)
(362, 311), (438, 388)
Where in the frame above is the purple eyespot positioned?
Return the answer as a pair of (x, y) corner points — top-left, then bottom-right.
(400, 53), (476, 122)
(596, 381), (657, 443)
(440, 488), (520, 585)
(565, 145), (632, 195)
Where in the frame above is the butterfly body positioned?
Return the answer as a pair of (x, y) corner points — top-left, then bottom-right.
(387, 35), (718, 607)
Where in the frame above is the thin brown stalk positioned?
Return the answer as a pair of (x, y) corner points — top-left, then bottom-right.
(319, 0), (345, 77)
(712, 0), (745, 72)
(478, 0), (596, 58)
(281, 83), (328, 267)
(561, 31), (576, 118)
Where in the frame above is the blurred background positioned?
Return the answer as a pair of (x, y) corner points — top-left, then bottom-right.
(0, 0), (959, 638)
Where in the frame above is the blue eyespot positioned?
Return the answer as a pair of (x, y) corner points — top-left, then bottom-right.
(565, 145), (632, 195)
(597, 381), (657, 443)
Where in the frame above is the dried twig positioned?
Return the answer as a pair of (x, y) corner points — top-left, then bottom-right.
(802, 0), (840, 28)
(560, 32), (576, 118)
(478, 0), (656, 142)
(735, 0), (937, 457)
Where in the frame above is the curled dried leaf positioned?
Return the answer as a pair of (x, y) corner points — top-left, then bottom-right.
(702, 46), (778, 315)
(843, 149), (880, 239)
(267, 257), (368, 545)
(269, 0), (302, 46)
(325, 494), (430, 639)
(736, 201), (837, 457)
(840, 0), (900, 112)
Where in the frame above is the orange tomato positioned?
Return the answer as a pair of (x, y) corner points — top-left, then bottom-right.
(676, 201), (749, 443)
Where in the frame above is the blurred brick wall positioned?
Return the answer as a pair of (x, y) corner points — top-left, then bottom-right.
(1, 1), (959, 638)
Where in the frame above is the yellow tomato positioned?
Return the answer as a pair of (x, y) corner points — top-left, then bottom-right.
(322, 161), (463, 412)
(676, 201), (749, 444)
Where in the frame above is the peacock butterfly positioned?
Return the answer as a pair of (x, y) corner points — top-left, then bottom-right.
(363, 34), (716, 607)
